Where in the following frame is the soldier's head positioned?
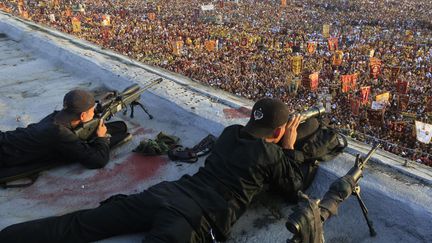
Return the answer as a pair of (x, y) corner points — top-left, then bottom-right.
(243, 98), (290, 143)
(62, 89), (96, 123)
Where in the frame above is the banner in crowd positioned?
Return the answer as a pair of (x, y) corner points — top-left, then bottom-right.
(71, 17), (81, 33)
(360, 86), (371, 105)
(367, 109), (385, 126)
(398, 94), (410, 111)
(205, 40), (217, 52)
(350, 98), (361, 116)
(332, 50), (343, 66)
(371, 101), (386, 110)
(201, 4), (215, 11)
(281, 0), (287, 7)
(390, 66), (401, 81)
(148, 12), (156, 21)
(302, 72), (319, 91)
(172, 40), (184, 55)
(415, 121), (432, 144)
(307, 41), (316, 54)
(292, 56), (303, 76)
(375, 92), (390, 102)
(341, 73), (357, 93)
(369, 57), (382, 79)
(396, 80), (409, 94)
(323, 24), (330, 38)
(102, 15), (111, 26)
(327, 37), (338, 51)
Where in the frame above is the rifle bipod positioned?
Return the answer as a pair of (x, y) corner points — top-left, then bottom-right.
(129, 101), (153, 119)
(352, 185), (377, 237)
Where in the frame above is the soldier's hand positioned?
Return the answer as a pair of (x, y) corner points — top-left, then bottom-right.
(96, 120), (107, 138)
(282, 114), (302, 150)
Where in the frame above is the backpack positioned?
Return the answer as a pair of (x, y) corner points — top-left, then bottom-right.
(296, 122), (348, 162)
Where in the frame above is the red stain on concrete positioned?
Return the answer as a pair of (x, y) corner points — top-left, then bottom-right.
(21, 154), (168, 206)
(223, 107), (251, 119)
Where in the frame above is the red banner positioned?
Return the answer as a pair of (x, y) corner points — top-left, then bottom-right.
(148, 13), (156, 21)
(396, 80), (409, 94)
(327, 37), (338, 51)
(309, 72), (319, 92)
(340, 73), (358, 93)
(307, 41), (317, 54)
(302, 72), (319, 92)
(370, 57), (382, 79)
(360, 86), (371, 105)
(332, 50), (343, 66)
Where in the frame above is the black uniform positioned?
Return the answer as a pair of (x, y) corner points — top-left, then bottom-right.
(0, 111), (110, 169)
(0, 124), (308, 243)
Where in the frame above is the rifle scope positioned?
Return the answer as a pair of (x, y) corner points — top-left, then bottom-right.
(289, 105), (326, 123)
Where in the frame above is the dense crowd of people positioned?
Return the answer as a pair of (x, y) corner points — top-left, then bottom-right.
(1, 0), (431, 166)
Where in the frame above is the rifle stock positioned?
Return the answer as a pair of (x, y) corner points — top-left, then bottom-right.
(74, 78), (162, 140)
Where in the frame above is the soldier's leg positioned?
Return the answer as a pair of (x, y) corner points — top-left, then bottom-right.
(144, 208), (211, 243)
(0, 190), (159, 243)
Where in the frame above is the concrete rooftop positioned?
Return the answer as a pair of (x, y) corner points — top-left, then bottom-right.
(0, 12), (431, 243)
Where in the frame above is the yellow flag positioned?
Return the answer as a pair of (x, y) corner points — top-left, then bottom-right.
(375, 92), (390, 102)
(323, 24), (330, 38)
(292, 56), (303, 76)
(71, 17), (81, 33)
(101, 15), (111, 26)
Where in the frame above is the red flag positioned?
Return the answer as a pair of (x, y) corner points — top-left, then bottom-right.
(396, 80), (409, 94)
(332, 50), (343, 66)
(370, 57), (382, 79)
(360, 86), (371, 105)
(340, 74), (357, 93)
(309, 72), (319, 92)
(341, 75), (351, 93)
(307, 41), (317, 54)
(327, 37), (338, 51)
